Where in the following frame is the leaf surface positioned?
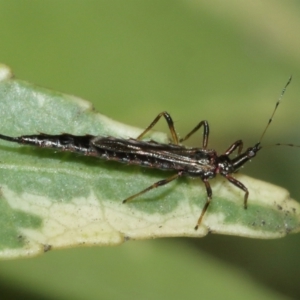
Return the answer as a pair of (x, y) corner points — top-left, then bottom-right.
(0, 64), (299, 259)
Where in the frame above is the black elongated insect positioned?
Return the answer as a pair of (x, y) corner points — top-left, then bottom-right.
(0, 77), (292, 230)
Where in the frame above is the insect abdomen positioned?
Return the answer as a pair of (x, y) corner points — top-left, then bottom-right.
(0, 133), (98, 156)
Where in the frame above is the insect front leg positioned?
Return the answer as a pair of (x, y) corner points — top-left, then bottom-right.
(194, 179), (212, 230)
(179, 120), (209, 148)
(122, 172), (182, 204)
(224, 140), (243, 155)
(223, 174), (249, 209)
(136, 112), (179, 144)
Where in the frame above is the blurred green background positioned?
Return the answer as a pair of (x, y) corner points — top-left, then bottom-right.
(0, 1), (300, 299)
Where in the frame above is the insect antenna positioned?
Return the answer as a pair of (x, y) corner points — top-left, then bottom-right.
(258, 76), (292, 145)
(275, 143), (300, 148)
(258, 76), (300, 149)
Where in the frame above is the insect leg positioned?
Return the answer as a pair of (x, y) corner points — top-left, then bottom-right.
(136, 111), (179, 144)
(224, 140), (243, 155)
(179, 120), (209, 148)
(224, 174), (249, 209)
(122, 172), (182, 203)
(195, 179), (212, 230)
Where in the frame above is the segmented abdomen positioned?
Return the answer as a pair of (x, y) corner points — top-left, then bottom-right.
(10, 133), (98, 156)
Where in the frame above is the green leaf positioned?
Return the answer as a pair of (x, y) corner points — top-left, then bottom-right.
(0, 63), (299, 259)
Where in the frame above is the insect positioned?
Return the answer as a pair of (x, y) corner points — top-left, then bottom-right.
(0, 77), (292, 230)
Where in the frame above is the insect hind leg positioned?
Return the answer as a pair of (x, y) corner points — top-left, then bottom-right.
(123, 172), (182, 203)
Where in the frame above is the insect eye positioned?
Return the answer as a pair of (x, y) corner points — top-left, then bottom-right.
(248, 150), (255, 157)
